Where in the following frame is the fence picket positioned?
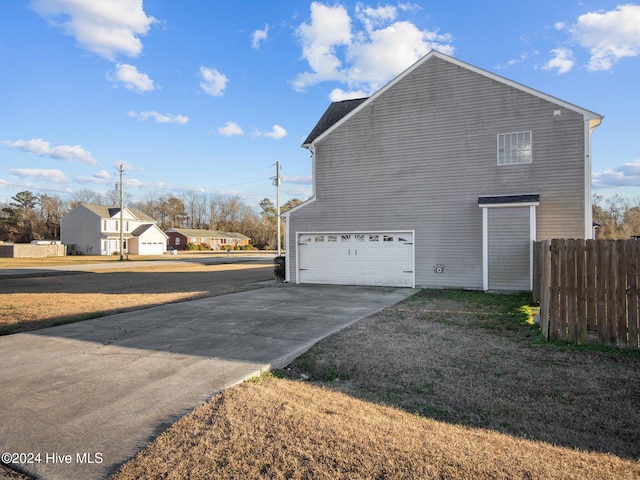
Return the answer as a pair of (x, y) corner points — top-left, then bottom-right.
(540, 240), (551, 339)
(566, 239), (577, 343)
(585, 240), (597, 340)
(629, 241), (640, 349)
(549, 239), (562, 341)
(575, 239), (587, 344)
(616, 241), (628, 348)
(597, 241), (610, 346)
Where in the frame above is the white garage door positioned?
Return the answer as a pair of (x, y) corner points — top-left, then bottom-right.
(298, 232), (414, 287)
(140, 242), (165, 255)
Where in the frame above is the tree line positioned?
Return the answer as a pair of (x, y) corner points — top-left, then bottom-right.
(0, 189), (302, 250)
(592, 194), (640, 239)
(3, 190), (639, 246)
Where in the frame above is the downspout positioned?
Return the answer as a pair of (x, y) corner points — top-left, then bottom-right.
(584, 116), (603, 239)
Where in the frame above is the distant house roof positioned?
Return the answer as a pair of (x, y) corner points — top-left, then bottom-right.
(81, 204), (156, 223)
(166, 228), (250, 240)
(131, 224), (168, 238)
(302, 98), (368, 146)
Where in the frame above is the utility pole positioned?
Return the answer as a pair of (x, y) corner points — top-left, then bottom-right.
(119, 163), (124, 261)
(276, 161), (281, 256)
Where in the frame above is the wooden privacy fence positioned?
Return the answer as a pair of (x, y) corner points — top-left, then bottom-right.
(533, 239), (640, 349)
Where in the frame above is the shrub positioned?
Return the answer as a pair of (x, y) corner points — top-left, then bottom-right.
(274, 255), (285, 281)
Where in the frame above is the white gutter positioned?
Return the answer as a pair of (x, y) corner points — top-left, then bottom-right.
(584, 117), (603, 239)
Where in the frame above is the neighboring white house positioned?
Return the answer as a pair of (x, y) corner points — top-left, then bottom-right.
(61, 204), (168, 255)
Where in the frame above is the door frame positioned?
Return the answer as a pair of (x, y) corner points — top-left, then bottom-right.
(479, 195), (539, 291)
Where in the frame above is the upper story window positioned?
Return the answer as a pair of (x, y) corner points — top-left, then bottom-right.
(497, 131), (532, 165)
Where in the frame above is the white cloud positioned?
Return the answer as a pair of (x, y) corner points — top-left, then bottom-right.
(2, 138), (97, 164)
(263, 125), (287, 139)
(252, 24), (269, 49)
(347, 21), (452, 90)
(110, 63), (154, 92)
(329, 88), (369, 101)
(200, 66), (228, 96)
(293, 2), (454, 97)
(30, 0), (156, 61)
(10, 168), (67, 184)
(124, 178), (144, 188)
(217, 121), (244, 136)
(293, 2), (353, 89)
(94, 169), (111, 180)
(282, 175), (312, 185)
(75, 169), (112, 185)
(128, 110), (189, 124)
(113, 160), (138, 172)
(569, 4), (640, 71)
(593, 160), (640, 188)
(284, 186), (313, 198)
(543, 48), (575, 74)
(356, 3), (397, 32)
(505, 53), (529, 67)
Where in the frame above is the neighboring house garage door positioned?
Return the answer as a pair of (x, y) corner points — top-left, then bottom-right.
(140, 242), (165, 255)
(297, 232), (414, 287)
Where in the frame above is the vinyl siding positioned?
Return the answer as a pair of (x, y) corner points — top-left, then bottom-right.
(60, 205), (103, 255)
(289, 55), (589, 289)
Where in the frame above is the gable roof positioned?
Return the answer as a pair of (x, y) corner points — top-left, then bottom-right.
(80, 203), (156, 223)
(131, 223), (168, 238)
(303, 50), (603, 147)
(303, 97), (368, 146)
(166, 228), (250, 240)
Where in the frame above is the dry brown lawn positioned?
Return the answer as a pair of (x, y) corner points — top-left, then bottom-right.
(0, 256), (274, 334)
(111, 289), (640, 480)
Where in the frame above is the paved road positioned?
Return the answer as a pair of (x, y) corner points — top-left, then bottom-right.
(0, 281), (415, 480)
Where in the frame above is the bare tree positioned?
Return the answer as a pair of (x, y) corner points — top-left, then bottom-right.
(182, 191), (208, 229)
(37, 194), (68, 239)
(71, 189), (106, 208)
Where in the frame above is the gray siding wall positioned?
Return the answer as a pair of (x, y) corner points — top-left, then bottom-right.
(289, 56), (587, 289)
(60, 205), (102, 255)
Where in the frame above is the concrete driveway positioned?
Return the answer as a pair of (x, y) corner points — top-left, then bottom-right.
(0, 282), (415, 480)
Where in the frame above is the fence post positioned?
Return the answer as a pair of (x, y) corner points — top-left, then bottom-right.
(628, 241), (640, 349)
(565, 239), (577, 343)
(585, 239), (597, 340)
(616, 241), (628, 348)
(549, 239), (562, 341)
(540, 240), (551, 340)
(575, 239), (587, 344)
(607, 241), (619, 347)
(596, 241), (609, 346)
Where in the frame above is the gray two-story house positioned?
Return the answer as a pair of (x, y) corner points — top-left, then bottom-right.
(283, 50), (603, 291)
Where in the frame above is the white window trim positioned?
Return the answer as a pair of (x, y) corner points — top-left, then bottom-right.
(497, 131), (532, 165)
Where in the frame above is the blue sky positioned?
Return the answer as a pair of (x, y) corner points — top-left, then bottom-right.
(1, 1), (639, 208)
